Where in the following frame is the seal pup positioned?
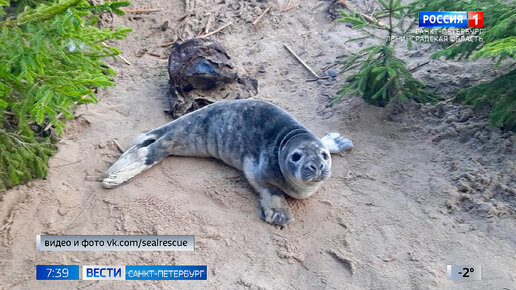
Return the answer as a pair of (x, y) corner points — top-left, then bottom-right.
(103, 99), (352, 225)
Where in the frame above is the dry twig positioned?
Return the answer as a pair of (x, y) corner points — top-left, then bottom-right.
(44, 95), (90, 132)
(253, 5), (272, 27)
(147, 52), (166, 59)
(113, 139), (125, 153)
(54, 160), (82, 168)
(284, 0), (293, 11)
(284, 5), (298, 12)
(283, 44), (322, 79)
(157, 41), (174, 47)
(338, 0), (386, 28)
(122, 8), (162, 13)
(43, 113), (62, 131)
(177, 13), (191, 21)
(204, 14), (214, 35)
(102, 42), (131, 65)
(409, 61), (430, 72)
(436, 98), (455, 105)
(199, 22), (233, 38)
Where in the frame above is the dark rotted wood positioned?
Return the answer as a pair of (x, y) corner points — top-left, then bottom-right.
(167, 38), (238, 118)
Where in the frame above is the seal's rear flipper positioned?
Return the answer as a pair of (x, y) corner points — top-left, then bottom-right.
(102, 135), (167, 189)
(321, 132), (353, 153)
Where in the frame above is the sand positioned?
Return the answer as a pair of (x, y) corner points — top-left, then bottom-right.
(0, 0), (515, 289)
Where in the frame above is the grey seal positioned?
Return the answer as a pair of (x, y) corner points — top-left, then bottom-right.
(102, 99), (352, 225)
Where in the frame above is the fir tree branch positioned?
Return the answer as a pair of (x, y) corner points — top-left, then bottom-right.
(0, 0), (82, 27)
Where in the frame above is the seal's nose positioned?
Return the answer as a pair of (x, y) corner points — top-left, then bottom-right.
(304, 162), (321, 177)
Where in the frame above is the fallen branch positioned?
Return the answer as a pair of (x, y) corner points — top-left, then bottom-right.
(115, 54), (132, 65)
(102, 42), (131, 65)
(199, 22), (233, 38)
(204, 14), (214, 35)
(283, 0), (299, 12)
(283, 0), (293, 11)
(54, 160), (82, 168)
(284, 5), (298, 12)
(43, 113), (63, 131)
(338, 0), (386, 29)
(306, 76), (329, 82)
(157, 41), (174, 47)
(44, 95), (90, 132)
(122, 8), (162, 13)
(436, 98), (455, 105)
(321, 61), (339, 72)
(253, 5), (272, 27)
(409, 61), (430, 72)
(283, 44), (322, 79)
(113, 139), (125, 153)
(177, 13), (191, 21)
(147, 52), (166, 59)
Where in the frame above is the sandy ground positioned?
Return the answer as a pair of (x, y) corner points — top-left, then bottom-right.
(1, 0), (515, 289)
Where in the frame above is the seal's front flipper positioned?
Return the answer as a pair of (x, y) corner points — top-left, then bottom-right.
(102, 135), (167, 189)
(321, 132), (353, 153)
(258, 187), (294, 226)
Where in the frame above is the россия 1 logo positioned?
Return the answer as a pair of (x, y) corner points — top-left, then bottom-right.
(419, 11), (483, 27)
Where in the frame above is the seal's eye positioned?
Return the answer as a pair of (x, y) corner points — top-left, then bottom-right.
(321, 152), (329, 161)
(291, 152), (302, 162)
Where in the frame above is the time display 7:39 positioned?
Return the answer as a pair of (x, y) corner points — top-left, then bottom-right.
(36, 265), (79, 280)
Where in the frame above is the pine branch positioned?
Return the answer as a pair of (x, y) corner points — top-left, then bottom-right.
(0, 0), (82, 27)
(0, 0), (130, 191)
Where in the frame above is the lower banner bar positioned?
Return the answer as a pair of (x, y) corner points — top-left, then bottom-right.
(125, 265), (207, 280)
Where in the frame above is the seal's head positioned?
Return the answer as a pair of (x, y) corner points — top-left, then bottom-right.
(279, 132), (331, 198)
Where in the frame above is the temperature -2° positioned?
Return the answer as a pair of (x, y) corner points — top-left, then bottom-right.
(447, 265), (482, 281)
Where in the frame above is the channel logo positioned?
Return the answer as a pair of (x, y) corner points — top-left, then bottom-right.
(83, 266), (125, 280)
(78, 265), (207, 280)
(419, 11), (483, 27)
